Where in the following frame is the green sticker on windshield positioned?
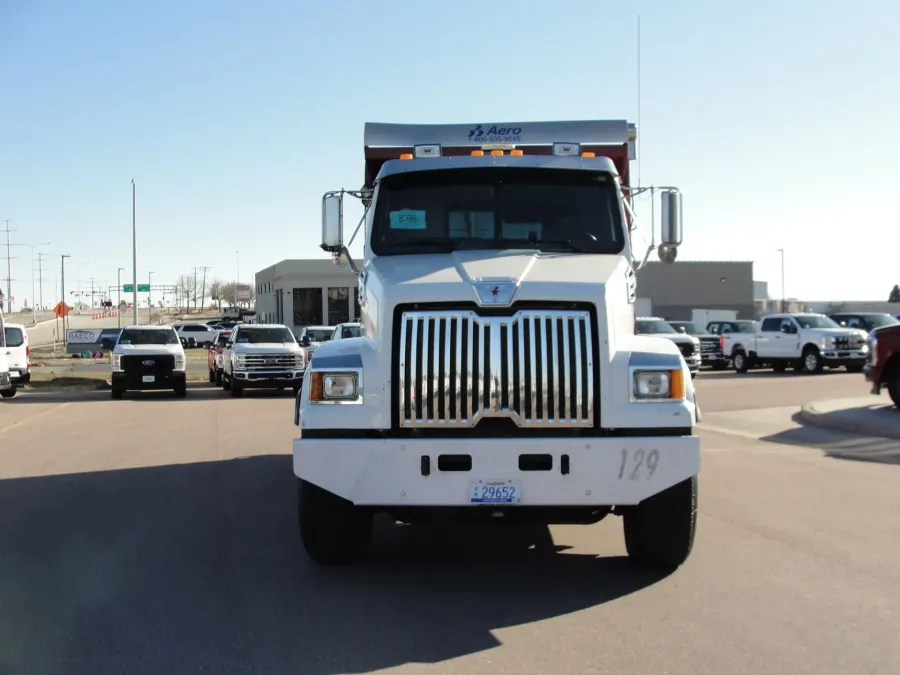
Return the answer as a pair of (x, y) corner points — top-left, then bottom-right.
(390, 210), (427, 230)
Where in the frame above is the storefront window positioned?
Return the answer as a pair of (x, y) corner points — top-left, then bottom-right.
(327, 287), (350, 325)
(293, 288), (323, 326)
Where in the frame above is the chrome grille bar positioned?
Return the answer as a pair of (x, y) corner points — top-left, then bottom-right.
(397, 309), (594, 429)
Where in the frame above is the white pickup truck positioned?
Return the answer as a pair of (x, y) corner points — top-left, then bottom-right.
(723, 312), (869, 374)
(0, 307), (14, 399)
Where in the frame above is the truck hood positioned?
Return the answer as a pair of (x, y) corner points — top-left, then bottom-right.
(367, 250), (626, 304)
(115, 344), (183, 356)
(231, 343), (301, 353)
(649, 334), (698, 346)
(809, 327), (869, 340)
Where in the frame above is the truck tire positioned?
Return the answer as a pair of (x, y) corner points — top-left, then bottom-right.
(0, 387), (16, 399)
(230, 380), (243, 397)
(222, 373), (231, 391)
(801, 346), (823, 374)
(175, 384), (187, 398)
(623, 475), (697, 569)
(732, 350), (750, 373)
(215, 370), (223, 387)
(208, 368), (216, 383)
(298, 479), (373, 565)
(888, 364), (900, 408)
(111, 388), (123, 400)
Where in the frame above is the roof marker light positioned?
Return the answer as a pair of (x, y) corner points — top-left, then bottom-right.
(399, 153), (413, 160)
(471, 150), (484, 156)
(414, 144), (441, 158)
(510, 149), (524, 156)
(581, 151), (596, 158)
(490, 150), (504, 156)
(553, 142), (580, 156)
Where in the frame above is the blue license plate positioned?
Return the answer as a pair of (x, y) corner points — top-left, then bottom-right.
(469, 480), (521, 504)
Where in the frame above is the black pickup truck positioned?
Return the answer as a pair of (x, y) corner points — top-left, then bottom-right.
(667, 321), (728, 370)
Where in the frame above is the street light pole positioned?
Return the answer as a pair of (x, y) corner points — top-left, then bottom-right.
(148, 270), (154, 325)
(132, 179), (138, 327)
(61, 254), (71, 340)
(777, 249), (785, 313)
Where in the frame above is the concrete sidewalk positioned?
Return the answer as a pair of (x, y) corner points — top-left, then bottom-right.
(801, 396), (900, 440)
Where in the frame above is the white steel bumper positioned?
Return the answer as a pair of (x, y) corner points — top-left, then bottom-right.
(293, 436), (700, 507)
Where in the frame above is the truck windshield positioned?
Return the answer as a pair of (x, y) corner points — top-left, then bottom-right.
(670, 322), (705, 335)
(371, 167), (625, 256)
(303, 329), (332, 342)
(865, 314), (899, 328)
(636, 320), (677, 335)
(794, 315), (839, 329)
(735, 321), (759, 333)
(236, 327), (295, 343)
(119, 329), (179, 345)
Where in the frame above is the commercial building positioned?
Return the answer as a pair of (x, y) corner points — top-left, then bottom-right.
(255, 260), (358, 333)
(635, 261), (757, 320)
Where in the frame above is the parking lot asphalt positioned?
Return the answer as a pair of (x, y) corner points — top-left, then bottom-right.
(1, 371), (898, 675)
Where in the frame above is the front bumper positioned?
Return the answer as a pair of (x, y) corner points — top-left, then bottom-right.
(112, 370), (186, 391)
(822, 349), (868, 366)
(8, 367), (29, 380)
(232, 369), (303, 388)
(293, 435), (700, 507)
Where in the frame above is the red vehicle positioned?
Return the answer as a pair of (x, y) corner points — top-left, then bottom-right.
(865, 325), (900, 408)
(207, 330), (233, 386)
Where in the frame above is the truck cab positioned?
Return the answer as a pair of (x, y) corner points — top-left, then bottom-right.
(294, 119), (700, 570)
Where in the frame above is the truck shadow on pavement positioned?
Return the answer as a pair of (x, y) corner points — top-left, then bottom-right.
(759, 414), (900, 465)
(0, 455), (670, 675)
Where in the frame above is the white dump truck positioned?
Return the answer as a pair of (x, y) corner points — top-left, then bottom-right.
(293, 120), (700, 569)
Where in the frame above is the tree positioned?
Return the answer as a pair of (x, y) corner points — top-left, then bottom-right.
(890, 284), (900, 303)
(177, 275), (196, 313)
(209, 280), (223, 311)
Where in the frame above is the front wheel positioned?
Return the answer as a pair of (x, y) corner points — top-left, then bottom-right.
(732, 350), (750, 373)
(887, 366), (900, 408)
(111, 388), (123, 400)
(801, 347), (823, 374)
(175, 384), (187, 398)
(623, 476), (697, 569)
(298, 480), (373, 565)
(215, 370), (223, 387)
(0, 388), (16, 399)
(230, 380), (243, 397)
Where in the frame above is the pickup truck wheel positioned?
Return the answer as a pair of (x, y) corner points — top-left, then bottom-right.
(222, 374), (231, 391)
(732, 350), (749, 373)
(298, 479), (373, 565)
(230, 380), (243, 397)
(1, 388), (16, 399)
(111, 388), (123, 400)
(801, 347), (823, 374)
(215, 370), (223, 387)
(208, 368), (216, 383)
(174, 384), (187, 398)
(623, 475), (697, 569)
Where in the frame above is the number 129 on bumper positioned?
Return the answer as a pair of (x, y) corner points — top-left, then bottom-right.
(469, 479), (521, 504)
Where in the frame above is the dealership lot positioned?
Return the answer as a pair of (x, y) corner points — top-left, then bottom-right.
(1, 372), (898, 675)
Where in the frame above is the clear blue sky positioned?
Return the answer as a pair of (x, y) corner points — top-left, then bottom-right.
(1, 0), (898, 310)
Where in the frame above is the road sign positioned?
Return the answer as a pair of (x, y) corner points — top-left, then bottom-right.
(122, 284), (133, 293)
(53, 302), (72, 318)
(137, 284), (150, 292)
(235, 284), (252, 301)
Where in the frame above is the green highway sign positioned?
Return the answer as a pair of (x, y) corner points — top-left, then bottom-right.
(122, 284), (133, 293)
(138, 284), (151, 292)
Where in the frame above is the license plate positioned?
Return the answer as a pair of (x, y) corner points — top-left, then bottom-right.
(142, 375), (155, 383)
(469, 479), (521, 504)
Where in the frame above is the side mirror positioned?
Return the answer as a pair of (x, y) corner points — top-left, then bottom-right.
(300, 337), (311, 347)
(780, 324), (792, 334)
(659, 189), (682, 264)
(322, 192), (344, 253)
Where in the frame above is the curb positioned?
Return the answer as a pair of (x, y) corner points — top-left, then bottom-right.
(800, 401), (900, 441)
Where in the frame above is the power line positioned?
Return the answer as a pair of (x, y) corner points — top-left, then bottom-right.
(199, 266), (211, 312)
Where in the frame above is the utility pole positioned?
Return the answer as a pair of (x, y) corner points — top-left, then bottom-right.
(199, 265), (211, 313)
(148, 270), (154, 324)
(117, 267), (124, 328)
(131, 179), (138, 327)
(37, 252), (50, 311)
(90, 278), (95, 310)
(192, 266), (198, 313)
(777, 249), (786, 313)
(61, 254), (71, 340)
(2, 220), (17, 313)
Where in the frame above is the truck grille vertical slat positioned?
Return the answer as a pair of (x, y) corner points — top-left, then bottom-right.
(397, 309), (595, 429)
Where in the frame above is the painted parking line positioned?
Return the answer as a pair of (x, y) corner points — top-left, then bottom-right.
(0, 402), (72, 436)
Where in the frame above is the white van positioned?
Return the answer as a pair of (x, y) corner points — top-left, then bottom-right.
(0, 310), (15, 398)
(3, 323), (30, 385)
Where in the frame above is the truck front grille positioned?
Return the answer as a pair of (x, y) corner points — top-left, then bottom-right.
(236, 354), (302, 370)
(396, 309), (595, 429)
(678, 343), (696, 357)
(122, 354), (175, 374)
(834, 336), (864, 350)
(698, 338), (719, 354)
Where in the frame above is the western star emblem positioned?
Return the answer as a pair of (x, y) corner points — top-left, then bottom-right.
(490, 286), (499, 297)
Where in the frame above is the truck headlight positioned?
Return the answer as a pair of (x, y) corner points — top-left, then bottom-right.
(309, 370), (362, 403)
(631, 369), (684, 402)
(174, 354), (186, 371)
(112, 354), (124, 372)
